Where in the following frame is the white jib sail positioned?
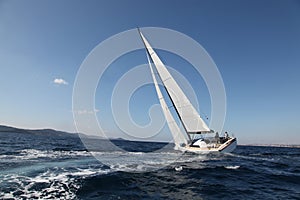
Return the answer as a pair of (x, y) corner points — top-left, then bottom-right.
(139, 31), (210, 133)
(146, 53), (188, 147)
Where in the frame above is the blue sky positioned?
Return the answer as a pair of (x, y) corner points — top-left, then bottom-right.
(0, 0), (299, 144)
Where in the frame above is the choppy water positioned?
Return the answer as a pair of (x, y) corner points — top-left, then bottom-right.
(0, 131), (300, 199)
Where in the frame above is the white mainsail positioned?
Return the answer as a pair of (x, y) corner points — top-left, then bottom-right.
(139, 30), (210, 133)
(146, 53), (188, 147)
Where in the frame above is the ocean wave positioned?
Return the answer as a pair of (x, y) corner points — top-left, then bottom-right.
(1, 145), (300, 199)
(0, 149), (92, 161)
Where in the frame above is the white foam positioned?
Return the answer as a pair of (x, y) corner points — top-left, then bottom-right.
(0, 149), (92, 162)
(225, 165), (240, 170)
(175, 166), (183, 171)
(0, 166), (110, 200)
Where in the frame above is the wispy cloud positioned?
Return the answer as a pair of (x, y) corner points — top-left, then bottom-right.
(53, 78), (68, 85)
(73, 109), (100, 115)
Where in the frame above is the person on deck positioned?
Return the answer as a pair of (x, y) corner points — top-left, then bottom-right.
(225, 131), (229, 138)
(215, 132), (220, 144)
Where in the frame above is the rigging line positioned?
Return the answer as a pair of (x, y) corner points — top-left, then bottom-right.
(138, 28), (192, 142)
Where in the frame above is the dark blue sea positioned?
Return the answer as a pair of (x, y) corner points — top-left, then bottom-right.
(0, 129), (300, 199)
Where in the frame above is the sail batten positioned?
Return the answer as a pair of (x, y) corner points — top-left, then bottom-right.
(139, 30), (210, 133)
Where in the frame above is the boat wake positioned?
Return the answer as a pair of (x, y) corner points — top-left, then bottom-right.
(0, 148), (214, 199)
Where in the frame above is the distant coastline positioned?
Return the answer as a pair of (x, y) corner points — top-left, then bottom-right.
(1, 125), (299, 148)
(0, 124), (101, 139)
(240, 144), (300, 148)
(0, 125), (122, 141)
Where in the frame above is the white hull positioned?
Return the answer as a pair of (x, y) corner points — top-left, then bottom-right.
(179, 138), (237, 153)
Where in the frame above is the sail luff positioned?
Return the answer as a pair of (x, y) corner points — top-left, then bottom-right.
(139, 30), (210, 133)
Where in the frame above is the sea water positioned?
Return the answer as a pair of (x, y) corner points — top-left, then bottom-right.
(0, 131), (299, 199)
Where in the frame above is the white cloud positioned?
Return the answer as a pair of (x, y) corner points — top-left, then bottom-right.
(53, 78), (68, 85)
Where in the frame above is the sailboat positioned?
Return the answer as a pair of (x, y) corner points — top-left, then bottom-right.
(138, 29), (237, 153)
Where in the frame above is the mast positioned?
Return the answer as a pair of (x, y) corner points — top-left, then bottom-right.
(138, 29), (210, 136)
(137, 29), (192, 142)
(146, 53), (189, 146)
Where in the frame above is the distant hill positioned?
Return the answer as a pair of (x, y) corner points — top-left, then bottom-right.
(0, 125), (80, 138)
(0, 125), (110, 139)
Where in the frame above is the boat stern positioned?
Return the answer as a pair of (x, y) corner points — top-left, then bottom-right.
(218, 137), (237, 153)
